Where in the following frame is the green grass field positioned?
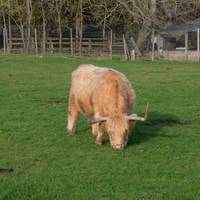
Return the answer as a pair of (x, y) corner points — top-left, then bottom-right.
(0, 55), (200, 200)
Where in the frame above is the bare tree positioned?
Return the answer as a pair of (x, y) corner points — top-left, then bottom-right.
(90, 0), (122, 37)
(55, 0), (63, 53)
(0, 0), (12, 53)
(39, 0), (48, 55)
(75, 0), (83, 55)
(50, 0), (69, 54)
(12, 0), (26, 51)
(26, 0), (32, 52)
(7, 0), (12, 52)
(117, 0), (157, 56)
(0, 0), (200, 56)
(118, 0), (200, 56)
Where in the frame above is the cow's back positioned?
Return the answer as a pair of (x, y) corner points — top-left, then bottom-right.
(70, 64), (136, 117)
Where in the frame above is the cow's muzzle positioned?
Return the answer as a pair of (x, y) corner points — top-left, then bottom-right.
(112, 144), (125, 149)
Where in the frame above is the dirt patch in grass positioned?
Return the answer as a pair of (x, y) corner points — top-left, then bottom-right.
(0, 168), (14, 174)
(47, 99), (64, 106)
(32, 98), (65, 107)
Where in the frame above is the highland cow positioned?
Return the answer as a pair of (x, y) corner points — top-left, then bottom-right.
(67, 64), (148, 149)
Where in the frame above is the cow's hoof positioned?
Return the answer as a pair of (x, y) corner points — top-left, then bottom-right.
(95, 140), (102, 145)
(67, 128), (75, 136)
(92, 132), (98, 136)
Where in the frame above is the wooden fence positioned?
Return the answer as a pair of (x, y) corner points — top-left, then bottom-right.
(3, 35), (125, 58)
(1, 26), (136, 59)
(162, 50), (200, 61)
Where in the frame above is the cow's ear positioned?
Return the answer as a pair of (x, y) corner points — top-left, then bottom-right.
(90, 117), (108, 124)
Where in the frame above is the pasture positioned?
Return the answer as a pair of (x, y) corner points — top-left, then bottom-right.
(0, 55), (200, 200)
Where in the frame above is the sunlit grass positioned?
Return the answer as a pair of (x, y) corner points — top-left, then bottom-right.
(0, 55), (200, 200)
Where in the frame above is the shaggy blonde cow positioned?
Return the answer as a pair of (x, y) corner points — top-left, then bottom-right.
(67, 64), (148, 149)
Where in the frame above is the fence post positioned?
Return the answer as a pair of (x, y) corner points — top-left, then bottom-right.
(31, 38), (34, 53)
(185, 31), (188, 61)
(8, 16), (12, 53)
(123, 34), (128, 60)
(131, 50), (135, 60)
(49, 39), (53, 55)
(34, 28), (38, 56)
(70, 28), (73, 56)
(157, 34), (160, 59)
(4, 27), (10, 54)
(88, 38), (92, 53)
(151, 29), (155, 61)
(21, 25), (25, 52)
(3, 28), (6, 54)
(197, 28), (200, 62)
(109, 29), (113, 59)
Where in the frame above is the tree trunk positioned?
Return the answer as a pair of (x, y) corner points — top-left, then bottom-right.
(26, 0), (32, 53)
(135, 0), (157, 56)
(8, 0), (12, 53)
(70, 28), (73, 56)
(102, 18), (106, 39)
(78, 23), (82, 56)
(102, 0), (107, 39)
(79, 0), (83, 56)
(136, 25), (151, 55)
(8, 15), (12, 53)
(130, 37), (142, 57)
(75, 20), (79, 54)
(2, 12), (9, 54)
(75, 0), (83, 56)
(58, 15), (62, 53)
(55, 0), (62, 54)
(151, 0), (156, 15)
(41, 4), (46, 55)
(34, 28), (38, 56)
(3, 28), (6, 54)
(109, 29), (112, 59)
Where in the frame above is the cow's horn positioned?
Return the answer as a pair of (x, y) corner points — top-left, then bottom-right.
(90, 117), (108, 124)
(127, 103), (149, 122)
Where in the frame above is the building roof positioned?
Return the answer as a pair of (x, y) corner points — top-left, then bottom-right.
(160, 19), (200, 32)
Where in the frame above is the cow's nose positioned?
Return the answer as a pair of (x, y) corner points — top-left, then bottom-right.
(113, 144), (124, 149)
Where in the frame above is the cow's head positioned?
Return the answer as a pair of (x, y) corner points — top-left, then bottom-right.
(91, 103), (149, 149)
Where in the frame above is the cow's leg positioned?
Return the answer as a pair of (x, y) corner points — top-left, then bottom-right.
(95, 130), (104, 145)
(92, 111), (104, 145)
(67, 94), (79, 135)
(67, 111), (79, 135)
(92, 123), (99, 136)
(93, 123), (103, 145)
(92, 124), (103, 144)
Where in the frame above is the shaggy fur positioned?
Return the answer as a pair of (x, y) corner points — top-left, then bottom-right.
(67, 64), (136, 149)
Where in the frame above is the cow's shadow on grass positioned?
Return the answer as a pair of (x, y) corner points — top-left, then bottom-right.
(73, 112), (191, 147)
(127, 111), (191, 147)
